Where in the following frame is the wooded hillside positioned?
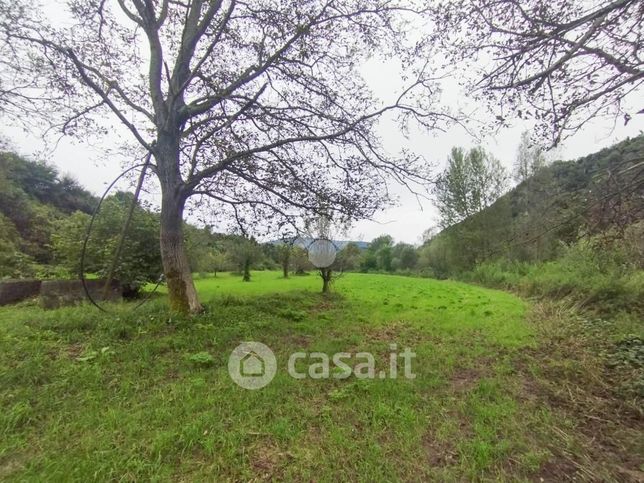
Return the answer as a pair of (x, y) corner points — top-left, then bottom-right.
(0, 152), (96, 277)
(422, 135), (644, 277)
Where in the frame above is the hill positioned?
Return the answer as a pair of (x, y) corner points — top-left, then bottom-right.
(0, 151), (97, 277)
(0, 150), (368, 282)
(422, 135), (644, 276)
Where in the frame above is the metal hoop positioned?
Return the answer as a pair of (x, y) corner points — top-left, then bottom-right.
(80, 160), (163, 313)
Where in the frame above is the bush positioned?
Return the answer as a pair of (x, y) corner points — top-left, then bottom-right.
(51, 193), (162, 294)
(463, 234), (643, 315)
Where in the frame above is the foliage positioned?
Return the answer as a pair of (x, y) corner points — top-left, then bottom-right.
(207, 251), (230, 278)
(226, 236), (262, 282)
(51, 193), (162, 293)
(0, 151), (95, 214)
(361, 235), (393, 272)
(186, 352), (215, 367)
(0, 151), (96, 271)
(462, 232), (644, 315)
(432, 0), (642, 144)
(608, 335), (644, 372)
(262, 239), (295, 278)
(0, 212), (35, 278)
(392, 243), (418, 271)
(432, 147), (507, 228)
(287, 246), (311, 275)
(336, 242), (363, 272)
(420, 136), (644, 276)
(513, 131), (548, 183)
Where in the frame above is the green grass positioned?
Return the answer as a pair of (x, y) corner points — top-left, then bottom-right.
(0, 272), (639, 481)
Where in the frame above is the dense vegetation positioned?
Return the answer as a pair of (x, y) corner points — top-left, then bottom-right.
(0, 137), (641, 481)
(0, 151), (96, 278)
(422, 136), (643, 272)
(0, 151), (290, 285)
(420, 136), (644, 313)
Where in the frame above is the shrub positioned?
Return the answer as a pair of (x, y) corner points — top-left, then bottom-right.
(463, 233), (643, 315)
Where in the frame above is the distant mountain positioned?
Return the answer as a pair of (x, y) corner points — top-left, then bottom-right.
(270, 237), (369, 250)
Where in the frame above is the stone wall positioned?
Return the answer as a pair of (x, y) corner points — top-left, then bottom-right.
(0, 280), (42, 305)
(40, 279), (122, 309)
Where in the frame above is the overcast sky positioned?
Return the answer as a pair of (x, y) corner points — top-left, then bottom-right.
(2, 7), (642, 245)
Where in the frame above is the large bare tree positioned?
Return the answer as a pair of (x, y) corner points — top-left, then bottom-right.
(1, 0), (452, 313)
(432, 0), (643, 145)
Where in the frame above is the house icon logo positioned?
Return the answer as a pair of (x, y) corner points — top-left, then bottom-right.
(241, 351), (265, 377)
(228, 342), (276, 390)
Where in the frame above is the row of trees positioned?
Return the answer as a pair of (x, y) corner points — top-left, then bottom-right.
(38, 134), (644, 291)
(0, 134), (559, 286)
(7, 129), (630, 291)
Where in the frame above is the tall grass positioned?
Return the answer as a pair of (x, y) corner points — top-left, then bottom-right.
(462, 230), (644, 315)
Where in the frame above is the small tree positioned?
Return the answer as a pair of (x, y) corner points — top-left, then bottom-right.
(306, 212), (348, 294)
(227, 236), (261, 282)
(52, 193), (162, 295)
(432, 147), (507, 228)
(208, 251), (228, 278)
(277, 236), (296, 279)
(514, 131), (547, 184)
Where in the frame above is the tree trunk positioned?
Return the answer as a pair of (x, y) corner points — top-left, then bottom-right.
(154, 131), (202, 314)
(243, 258), (251, 282)
(159, 190), (202, 313)
(321, 268), (332, 294)
(282, 255), (289, 279)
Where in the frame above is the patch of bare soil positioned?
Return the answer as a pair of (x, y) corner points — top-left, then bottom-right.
(448, 355), (498, 393)
(423, 432), (458, 468)
(284, 334), (312, 349)
(66, 343), (84, 359)
(449, 366), (487, 393)
(533, 457), (580, 482)
(0, 454), (27, 480)
(249, 441), (290, 481)
(363, 322), (433, 345)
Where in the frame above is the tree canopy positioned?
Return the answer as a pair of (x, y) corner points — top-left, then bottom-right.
(432, 147), (507, 228)
(433, 0), (643, 144)
(0, 0), (453, 312)
(52, 193), (163, 294)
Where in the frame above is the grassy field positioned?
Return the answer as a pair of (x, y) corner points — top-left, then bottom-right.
(0, 272), (641, 481)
